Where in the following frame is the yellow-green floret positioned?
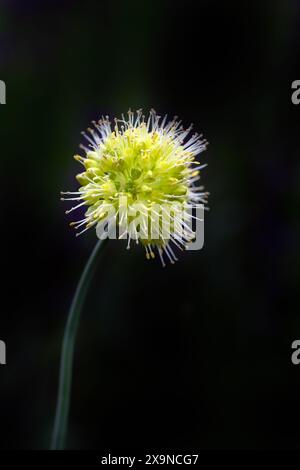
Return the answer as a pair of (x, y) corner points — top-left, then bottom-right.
(62, 109), (208, 265)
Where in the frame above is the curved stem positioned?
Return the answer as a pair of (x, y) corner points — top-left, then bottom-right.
(51, 238), (108, 450)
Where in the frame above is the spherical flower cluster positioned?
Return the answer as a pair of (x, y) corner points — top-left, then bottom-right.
(61, 109), (208, 265)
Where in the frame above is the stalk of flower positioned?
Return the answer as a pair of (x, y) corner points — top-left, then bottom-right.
(51, 109), (208, 449)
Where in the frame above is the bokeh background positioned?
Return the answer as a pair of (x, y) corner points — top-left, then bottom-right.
(1, 0), (300, 450)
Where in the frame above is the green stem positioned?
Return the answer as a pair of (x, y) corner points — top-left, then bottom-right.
(51, 238), (108, 450)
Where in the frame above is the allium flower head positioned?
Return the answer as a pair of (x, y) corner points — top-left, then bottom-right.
(62, 109), (208, 265)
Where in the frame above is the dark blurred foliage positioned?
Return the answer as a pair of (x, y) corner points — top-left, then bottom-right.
(0, 0), (300, 450)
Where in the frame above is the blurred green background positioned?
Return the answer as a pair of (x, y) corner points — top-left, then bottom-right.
(0, 0), (300, 450)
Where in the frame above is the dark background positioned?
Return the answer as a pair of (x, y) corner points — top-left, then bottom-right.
(0, 0), (299, 450)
